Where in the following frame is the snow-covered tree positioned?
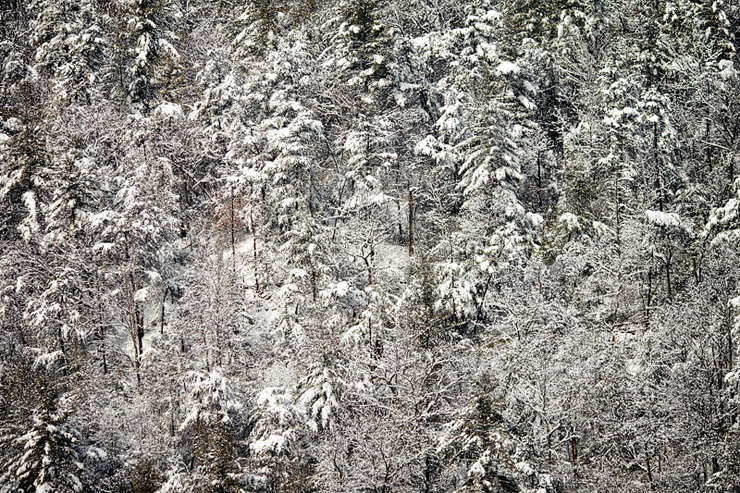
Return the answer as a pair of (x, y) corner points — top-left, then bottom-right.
(124, 0), (182, 110)
(30, 0), (105, 103)
(1, 407), (85, 493)
(161, 369), (244, 492)
(324, 0), (396, 103)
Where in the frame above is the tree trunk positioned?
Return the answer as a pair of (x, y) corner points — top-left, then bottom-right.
(571, 436), (578, 465)
(230, 186), (236, 270)
(537, 151), (543, 209)
(129, 272), (144, 386)
(160, 285), (169, 335)
(408, 188), (414, 256)
(665, 248), (673, 301)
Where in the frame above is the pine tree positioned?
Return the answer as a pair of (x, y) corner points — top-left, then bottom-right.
(233, 0), (288, 58)
(0, 109), (48, 243)
(247, 386), (313, 491)
(1, 408), (85, 493)
(30, 0), (105, 103)
(124, 0), (182, 110)
(0, 356), (85, 493)
(324, 0), (396, 104)
(168, 369), (243, 492)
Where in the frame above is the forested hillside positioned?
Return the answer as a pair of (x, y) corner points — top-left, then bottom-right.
(2, 0), (740, 491)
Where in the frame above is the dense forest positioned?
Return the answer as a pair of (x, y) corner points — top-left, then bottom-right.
(1, 0), (740, 491)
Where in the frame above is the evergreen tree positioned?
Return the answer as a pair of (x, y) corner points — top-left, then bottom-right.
(124, 0), (182, 110)
(30, 0), (105, 103)
(1, 408), (85, 493)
